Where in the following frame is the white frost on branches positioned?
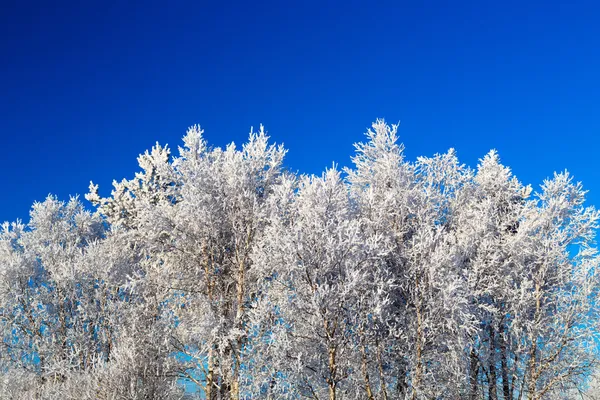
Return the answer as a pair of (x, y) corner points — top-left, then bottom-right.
(1, 120), (599, 400)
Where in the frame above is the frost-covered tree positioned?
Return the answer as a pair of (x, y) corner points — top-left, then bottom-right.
(0, 197), (106, 380)
(87, 125), (287, 399)
(452, 152), (600, 400)
(251, 166), (394, 399)
(345, 121), (476, 399)
(0, 196), (182, 399)
(1, 120), (599, 400)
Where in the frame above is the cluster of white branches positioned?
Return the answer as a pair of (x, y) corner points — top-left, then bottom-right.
(1, 120), (600, 399)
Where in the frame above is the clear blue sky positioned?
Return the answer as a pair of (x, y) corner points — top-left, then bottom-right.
(2, 0), (600, 223)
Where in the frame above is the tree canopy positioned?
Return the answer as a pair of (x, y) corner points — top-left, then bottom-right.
(1, 121), (599, 400)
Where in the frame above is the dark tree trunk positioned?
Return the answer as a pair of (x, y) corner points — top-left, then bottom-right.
(489, 324), (498, 400)
(499, 320), (511, 399)
(470, 348), (479, 400)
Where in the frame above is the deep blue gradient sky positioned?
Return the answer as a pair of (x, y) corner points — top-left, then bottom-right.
(1, 1), (600, 223)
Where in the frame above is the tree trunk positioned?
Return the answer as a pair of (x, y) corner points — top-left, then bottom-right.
(206, 346), (215, 400)
(412, 275), (424, 400)
(328, 346), (337, 400)
(469, 348), (479, 400)
(527, 285), (542, 400)
(376, 340), (389, 400)
(489, 324), (498, 400)
(498, 320), (511, 400)
(205, 249), (216, 400)
(360, 339), (375, 400)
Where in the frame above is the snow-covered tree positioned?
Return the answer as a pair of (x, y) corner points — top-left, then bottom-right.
(1, 120), (599, 400)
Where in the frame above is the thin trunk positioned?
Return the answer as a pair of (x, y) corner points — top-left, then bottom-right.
(57, 287), (68, 362)
(526, 349), (538, 399)
(499, 320), (511, 400)
(219, 276), (233, 400)
(205, 247), (217, 400)
(328, 346), (337, 400)
(232, 227), (253, 400)
(489, 324), (498, 400)
(376, 340), (389, 400)
(360, 338), (375, 400)
(102, 287), (113, 363)
(231, 378), (240, 399)
(511, 351), (519, 400)
(469, 348), (479, 400)
(527, 285), (542, 400)
(412, 275), (424, 400)
(231, 257), (246, 400)
(206, 346), (215, 400)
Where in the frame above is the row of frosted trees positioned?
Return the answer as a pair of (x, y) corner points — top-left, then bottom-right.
(1, 121), (599, 399)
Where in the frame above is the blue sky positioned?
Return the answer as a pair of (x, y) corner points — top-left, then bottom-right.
(1, 0), (599, 223)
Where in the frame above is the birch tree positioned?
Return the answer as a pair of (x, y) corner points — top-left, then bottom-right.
(1, 120), (599, 399)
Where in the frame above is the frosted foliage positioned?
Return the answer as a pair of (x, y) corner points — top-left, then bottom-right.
(1, 121), (599, 400)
